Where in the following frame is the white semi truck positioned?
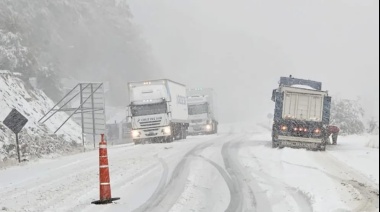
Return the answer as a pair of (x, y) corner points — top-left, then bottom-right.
(187, 88), (218, 135)
(127, 79), (189, 144)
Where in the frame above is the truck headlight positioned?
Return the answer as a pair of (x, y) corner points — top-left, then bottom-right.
(163, 126), (171, 135)
(206, 125), (212, 131)
(131, 130), (140, 138)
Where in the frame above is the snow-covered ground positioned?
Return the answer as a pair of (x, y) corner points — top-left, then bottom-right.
(0, 124), (378, 212)
(0, 72), (82, 162)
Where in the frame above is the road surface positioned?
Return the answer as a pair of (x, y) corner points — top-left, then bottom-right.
(0, 126), (378, 212)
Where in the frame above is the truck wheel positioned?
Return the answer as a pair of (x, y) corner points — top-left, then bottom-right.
(133, 139), (141, 145)
(272, 141), (279, 148)
(179, 127), (184, 140)
(182, 128), (187, 139)
(176, 132), (182, 140)
(211, 123), (216, 134)
(174, 126), (181, 140)
(319, 138), (327, 151)
(166, 136), (174, 143)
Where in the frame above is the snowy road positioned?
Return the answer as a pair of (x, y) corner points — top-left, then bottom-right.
(0, 128), (379, 212)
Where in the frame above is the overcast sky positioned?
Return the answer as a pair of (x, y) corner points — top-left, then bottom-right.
(127, 0), (379, 123)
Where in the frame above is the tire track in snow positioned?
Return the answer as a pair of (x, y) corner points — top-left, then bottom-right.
(132, 158), (169, 212)
(133, 142), (215, 212)
(197, 155), (257, 212)
(251, 165), (314, 212)
(0, 143), (171, 212)
(221, 138), (272, 212)
(280, 151), (379, 211)
(241, 141), (314, 212)
(312, 152), (379, 212)
(71, 141), (212, 212)
(66, 162), (163, 212)
(26, 152), (163, 212)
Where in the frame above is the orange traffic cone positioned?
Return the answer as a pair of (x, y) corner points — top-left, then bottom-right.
(91, 134), (120, 205)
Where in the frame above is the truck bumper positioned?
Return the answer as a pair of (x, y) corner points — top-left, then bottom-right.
(278, 136), (323, 143)
(131, 127), (171, 140)
(188, 125), (212, 135)
(277, 136), (324, 149)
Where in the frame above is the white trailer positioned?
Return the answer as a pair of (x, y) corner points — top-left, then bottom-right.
(128, 79), (189, 144)
(281, 86), (326, 122)
(187, 88), (218, 135)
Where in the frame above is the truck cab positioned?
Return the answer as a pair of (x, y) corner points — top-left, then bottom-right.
(128, 80), (189, 144)
(187, 88), (218, 135)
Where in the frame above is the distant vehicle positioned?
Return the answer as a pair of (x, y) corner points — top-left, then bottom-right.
(127, 79), (189, 144)
(271, 76), (339, 151)
(187, 88), (218, 135)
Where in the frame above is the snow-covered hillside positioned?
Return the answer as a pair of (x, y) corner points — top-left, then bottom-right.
(0, 71), (82, 163)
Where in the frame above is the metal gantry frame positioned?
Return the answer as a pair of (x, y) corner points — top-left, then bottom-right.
(39, 83), (106, 148)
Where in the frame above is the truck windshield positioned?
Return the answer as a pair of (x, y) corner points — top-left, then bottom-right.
(131, 102), (167, 116)
(188, 103), (208, 115)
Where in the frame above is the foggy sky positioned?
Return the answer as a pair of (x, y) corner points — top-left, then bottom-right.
(127, 0), (379, 123)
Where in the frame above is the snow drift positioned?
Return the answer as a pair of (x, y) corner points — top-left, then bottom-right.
(0, 71), (82, 163)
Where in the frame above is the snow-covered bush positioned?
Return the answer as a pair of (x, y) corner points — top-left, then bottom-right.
(366, 135), (379, 149)
(330, 98), (365, 135)
(367, 117), (379, 135)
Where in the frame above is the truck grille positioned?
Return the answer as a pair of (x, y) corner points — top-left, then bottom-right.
(143, 128), (159, 132)
(139, 120), (161, 127)
(191, 119), (203, 123)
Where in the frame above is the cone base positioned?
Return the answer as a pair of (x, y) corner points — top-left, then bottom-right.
(91, 197), (120, 205)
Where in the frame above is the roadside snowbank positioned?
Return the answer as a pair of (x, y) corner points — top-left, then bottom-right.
(327, 134), (379, 185)
(240, 134), (379, 212)
(335, 134), (379, 149)
(367, 135), (379, 149)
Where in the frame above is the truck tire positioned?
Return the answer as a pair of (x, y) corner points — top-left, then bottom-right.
(211, 123), (216, 134)
(319, 137), (327, 151)
(133, 139), (141, 145)
(319, 145), (326, 151)
(182, 128), (187, 139)
(272, 141), (279, 148)
(174, 126), (182, 140)
(165, 136), (174, 143)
